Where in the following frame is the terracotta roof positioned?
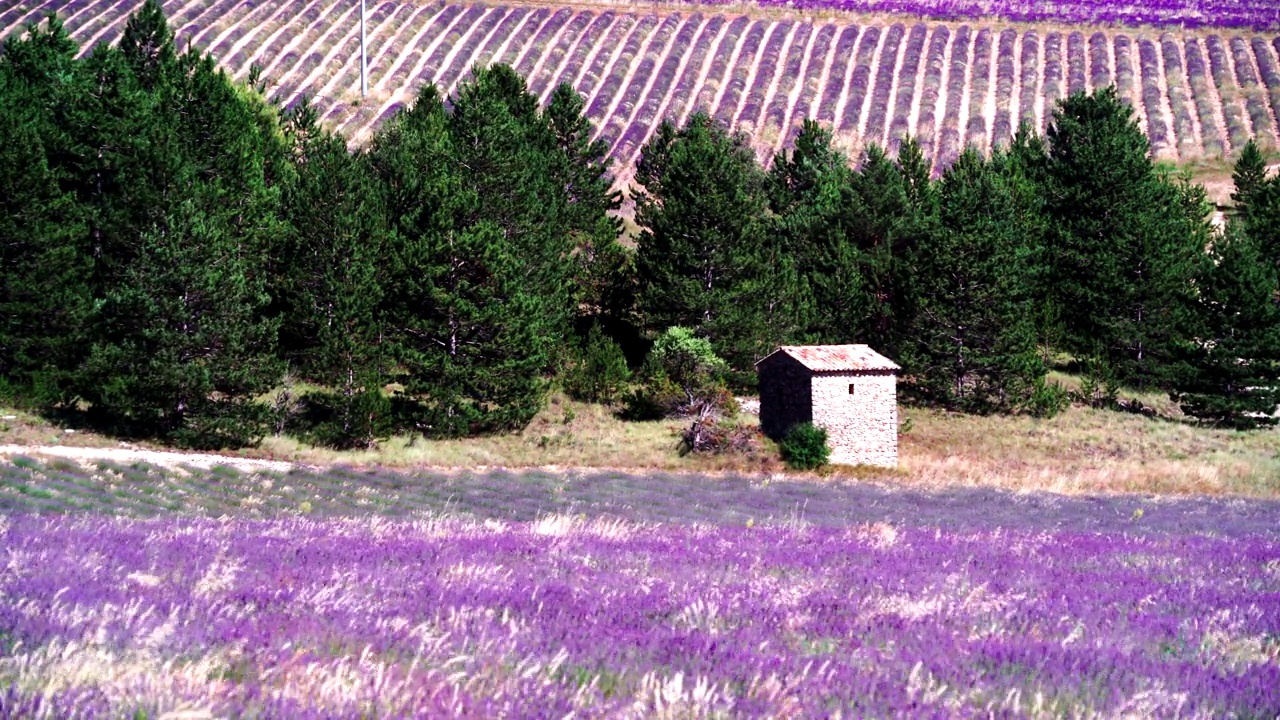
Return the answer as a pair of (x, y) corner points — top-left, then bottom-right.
(757, 345), (900, 372)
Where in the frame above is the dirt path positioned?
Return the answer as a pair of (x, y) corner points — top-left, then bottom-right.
(0, 444), (300, 472)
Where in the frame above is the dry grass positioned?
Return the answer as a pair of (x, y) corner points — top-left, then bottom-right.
(5, 388), (1280, 498)
(898, 404), (1280, 497)
(256, 392), (783, 474)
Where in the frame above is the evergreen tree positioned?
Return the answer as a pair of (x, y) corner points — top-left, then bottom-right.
(80, 191), (283, 448)
(72, 2), (286, 446)
(1002, 123), (1058, 351)
(0, 18), (91, 403)
(1044, 87), (1206, 388)
(767, 120), (863, 343)
(545, 81), (621, 236)
(1174, 224), (1280, 428)
(1230, 140), (1280, 269)
(544, 82), (633, 341)
(66, 42), (183, 296)
(562, 323), (631, 405)
(280, 100), (389, 447)
(902, 148), (1043, 411)
(1230, 138), (1269, 216)
(633, 113), (796, 372)
(371, 84), (556, 436)
(117, 0), (175, 91)
(896, 135), (935, 217)
(846, 143), (931, 354)
(449, 64), (577, 348)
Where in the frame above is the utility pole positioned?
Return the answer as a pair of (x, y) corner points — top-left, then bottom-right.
(360, 0), (367, 97)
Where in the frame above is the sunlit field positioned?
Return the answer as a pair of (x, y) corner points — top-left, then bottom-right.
(1, 459), (1279, 717)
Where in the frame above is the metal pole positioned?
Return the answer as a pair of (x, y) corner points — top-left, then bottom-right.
(360, 0), (367, 97)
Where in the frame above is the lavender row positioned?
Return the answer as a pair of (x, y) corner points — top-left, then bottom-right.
(658, 15), (728, 130)
(964, 27), (993, 153)
(1206, 34), (1254, 148)
(762, 22), (814, 136)
(887, 23), (928, 151)
(862, 23), (906, 146)
(735, 20), (792, 131)
(1184, 37), (1229, 153)
(1162, 34), (1205, 158)
(933, 24), (971, 173)
(6, 456), (1280, 533)
(912, 25), (949, 159)
(778, 24), (835, 149)
(1138, 38), (1173, 153)
(526, 10), (597, 100)
(712, 19), (769, 124)
(688, 16), (749, 119)
(1231, 36), (1279, 147)
(1255, 37), (1280, 149)
(990, 28), (1017, 148)
(1017, 31), (1040, 130)
(611, 15), (710, 160)
(592, 14), (681, 149)
(12, 0), (1280, 31)
(1113, 34), (1138, 113)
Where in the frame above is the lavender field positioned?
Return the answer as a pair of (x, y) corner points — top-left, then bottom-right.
(1, 458), (1279, 717)
(760, 0), (1280, 30)
(5, 0), (1280, 183)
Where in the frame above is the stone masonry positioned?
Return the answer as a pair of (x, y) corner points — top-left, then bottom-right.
(757, 345), (899, 468)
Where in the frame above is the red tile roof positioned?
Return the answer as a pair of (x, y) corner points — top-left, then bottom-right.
(757, 345), (900, 372)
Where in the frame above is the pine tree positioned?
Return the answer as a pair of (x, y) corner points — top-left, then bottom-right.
(902, 148), (1043, 411)
(80, 191), (283, 448)
(1044, 87), (1206, 388)
(280, 100), (389, 447)
(896, 135), (935, 217)
(117, 0), (175, 91)
(72, 1), (287, 446)
(1230, 140), (1280, 270)
(846, 143), (930, 354)
(543, 82), (633, 341)
(1231, 138), (1269, 216)
(371, 85), (556, 436)
(633, 113), (795, 372)
(767, 119), (863, 344)
(449, 64), (577, 348)
(544, 81), (621, 236)
(0, 17), (92, 404)
(64, 42), (183, 297)
(1174, 224), (1280, 428)
(1002, 123), (1058, 351)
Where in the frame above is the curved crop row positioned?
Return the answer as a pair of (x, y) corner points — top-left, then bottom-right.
(7, 0), (1280, 180)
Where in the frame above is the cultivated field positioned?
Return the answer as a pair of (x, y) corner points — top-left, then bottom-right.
(1, 460), (1279, 716)
(5, 0), (1280, 184)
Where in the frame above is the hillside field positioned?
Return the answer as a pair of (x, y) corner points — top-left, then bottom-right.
(6, 0), (1280, 189)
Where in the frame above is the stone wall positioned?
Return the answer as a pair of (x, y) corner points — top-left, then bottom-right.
(757, 354), (811, 440)
(811, 371), (897, 468)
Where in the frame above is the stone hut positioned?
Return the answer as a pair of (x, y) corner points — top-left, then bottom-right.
(756, 345), (900, 468)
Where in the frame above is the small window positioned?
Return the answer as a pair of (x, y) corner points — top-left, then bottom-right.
(848, 383), (856, 395)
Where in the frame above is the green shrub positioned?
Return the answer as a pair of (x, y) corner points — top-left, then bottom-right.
(562, 325), (631, 405)
(298, 388), (392, 450)
(780, 423), (829, 470)
(623, 327), (737, 421)
(1024, 377), (1070, 418)
(651, 327), (728, 402)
